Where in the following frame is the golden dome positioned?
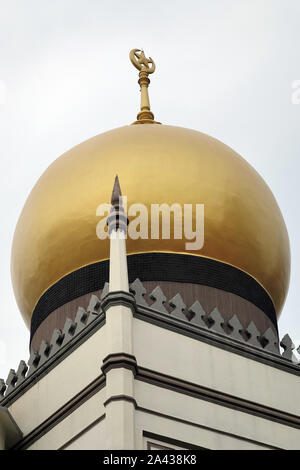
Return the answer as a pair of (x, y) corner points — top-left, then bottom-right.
(11, 124), (290, 328)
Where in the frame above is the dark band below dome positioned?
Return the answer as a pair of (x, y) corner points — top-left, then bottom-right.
(30, 253), (277, 343)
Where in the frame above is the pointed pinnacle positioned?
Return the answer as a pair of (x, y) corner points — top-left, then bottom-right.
(107, 175), (128, 233)
(111, 175), (122, 206)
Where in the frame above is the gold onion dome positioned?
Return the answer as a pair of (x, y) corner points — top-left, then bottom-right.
(11, 49), (290, 330)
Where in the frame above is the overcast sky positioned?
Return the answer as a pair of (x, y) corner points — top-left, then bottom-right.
(0, 0), (299, 379)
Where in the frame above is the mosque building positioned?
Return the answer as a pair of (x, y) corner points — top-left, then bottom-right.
(0, 49), (299, 450)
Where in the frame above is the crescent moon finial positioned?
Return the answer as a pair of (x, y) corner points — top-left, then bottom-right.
(129, 48), (160, 125)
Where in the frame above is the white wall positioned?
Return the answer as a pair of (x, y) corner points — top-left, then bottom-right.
(133, 318), (300, 416)
(6, 315), (300, 450)
(9, 325), (107, 437)
(27, 390), (106, 450)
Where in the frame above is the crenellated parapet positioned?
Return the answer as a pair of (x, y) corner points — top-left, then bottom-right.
(0, 279), (299, 404)
(0, 294), (105, 405)
(129, 279), (288, 356)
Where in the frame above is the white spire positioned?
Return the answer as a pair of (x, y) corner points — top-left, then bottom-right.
(104, 176), (135, 449)
(106, 175), (129, 293)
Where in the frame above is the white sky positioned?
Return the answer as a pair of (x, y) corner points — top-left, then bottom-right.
(0, 0), (299, 379)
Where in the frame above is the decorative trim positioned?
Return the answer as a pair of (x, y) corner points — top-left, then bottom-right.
(30, 261), (109, 342)
(139, 408), (280, 450)
(59, 414), (105, 450)
(134, 308), (300, 376)
(9, 361), (300, 449)
(101, 291), (136, 313)
(1, 312), (105, 407)
(136, 367), (300, 430)
(103, 395), (138, 409)
(130, 279), (300, 376)
(101, 353), (138, 377)
(143, 431), (206, 450)
(128, 253), (277, 329)
(30, 252), (277, 341)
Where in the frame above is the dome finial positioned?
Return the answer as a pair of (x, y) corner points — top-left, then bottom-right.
(129, 48), (161, 125)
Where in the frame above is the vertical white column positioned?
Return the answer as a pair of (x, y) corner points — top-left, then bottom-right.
(107, 228), (132, 356)
(109, 229), (129, 293)
(104, 177), (135, 450)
